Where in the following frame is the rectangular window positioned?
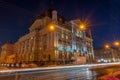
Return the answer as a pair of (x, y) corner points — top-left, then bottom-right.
(66, 35), (68, 39)
(62, 34), (64, 38)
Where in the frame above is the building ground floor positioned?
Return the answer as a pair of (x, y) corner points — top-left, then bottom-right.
(0, 48), (94, 67)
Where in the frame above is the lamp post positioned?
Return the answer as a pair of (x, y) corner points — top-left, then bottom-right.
(79, 24), (86, 52)
(104, 44), (115, 62)
(113, 41), (120, 62)
(79, 23), (87, 64)
(48, 23), (57, 65)
(104, 44), (110, 61)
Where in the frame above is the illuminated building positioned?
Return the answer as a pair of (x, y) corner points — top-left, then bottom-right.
(94, 47), (120, 63)
(0, 7), (94, 65)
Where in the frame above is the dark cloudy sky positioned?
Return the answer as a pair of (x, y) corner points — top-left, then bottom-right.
(0, 0), (120, 48)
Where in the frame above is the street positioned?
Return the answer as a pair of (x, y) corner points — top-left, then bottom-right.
(0, 63), (120, 80)
(0, 66), (97, 80)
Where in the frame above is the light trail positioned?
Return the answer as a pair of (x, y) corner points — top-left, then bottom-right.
(0, 62), (120, 73)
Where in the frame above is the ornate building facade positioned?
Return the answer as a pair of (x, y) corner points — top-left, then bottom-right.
(0, 7), (94, 66)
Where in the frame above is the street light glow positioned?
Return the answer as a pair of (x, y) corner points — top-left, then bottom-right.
(114, 41), (120, 46)
(50, 25), (55, 30)
(79, 24), (86, 31)
(48, 23), (55, 31)
(105, 44), (110, 49)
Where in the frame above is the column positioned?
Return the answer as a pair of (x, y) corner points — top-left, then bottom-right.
(24, 41), (27, 62)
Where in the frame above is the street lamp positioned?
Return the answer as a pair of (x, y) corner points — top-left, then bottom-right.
(50, 25), (55, 31)
(79, 23), (87, 54)
(113, 41), (120, 62)
(79, 23), (88, 64)
(104, 44), (110, 49)
(48, 23), (55, 31)
(48, 23), (57, 64)
(79, 24), (86, 31)
(104, 44), (116, 62)
(113, 41), (120, 47)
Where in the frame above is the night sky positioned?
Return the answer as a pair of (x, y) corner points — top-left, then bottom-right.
(0, 0), (120, 48)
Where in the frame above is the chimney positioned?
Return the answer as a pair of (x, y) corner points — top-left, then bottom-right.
(52, 10), (57, 23)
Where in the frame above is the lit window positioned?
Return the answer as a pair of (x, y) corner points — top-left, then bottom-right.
(80, 32), (82, 37)
(75, 30), (79, 37)
(62, 34), (64, 38)
(32, 47), (34, 51)
(31, 37), (33, 39)
(66, 35), (68, 39)
(58, 44), (63, 51)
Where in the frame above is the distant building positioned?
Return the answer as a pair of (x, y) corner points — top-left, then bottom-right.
(0, 7), (94, 66)
(0, 43), (16, 63)
(94, 47), (120, 63)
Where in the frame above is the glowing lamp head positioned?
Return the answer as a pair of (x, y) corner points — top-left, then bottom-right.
(79, 24), (86, 31)
(50, 25), (54, 30)
(48, 23), (55, 31)
(114, 41), (120, 46)
(105, 44), (110, 49)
